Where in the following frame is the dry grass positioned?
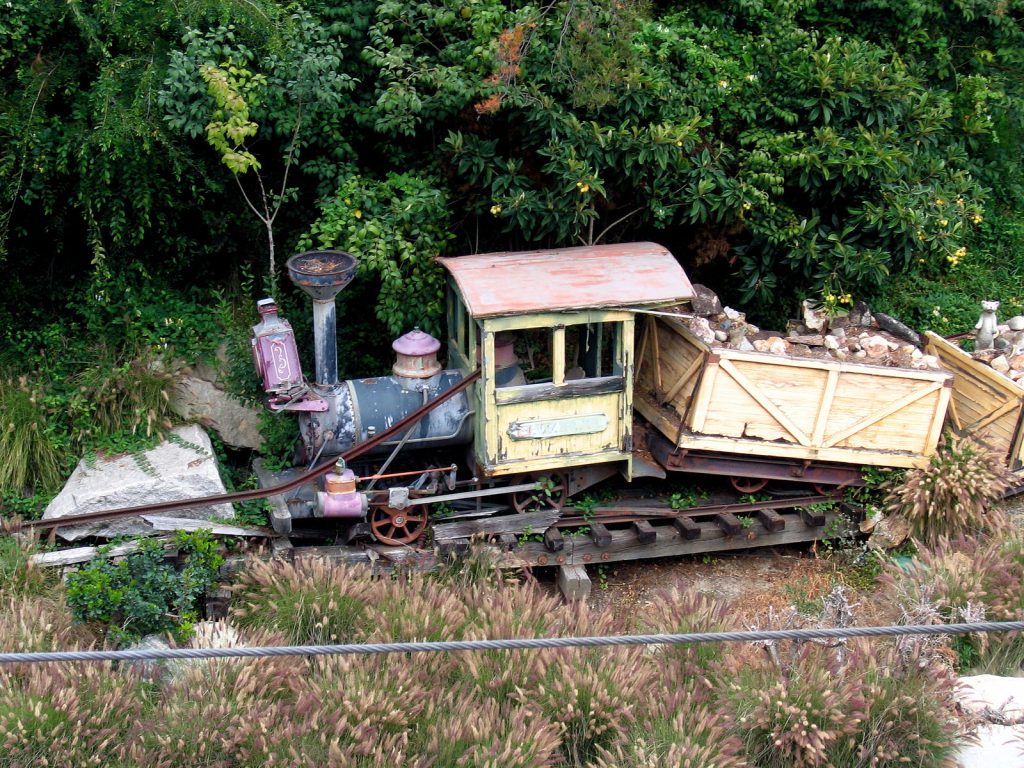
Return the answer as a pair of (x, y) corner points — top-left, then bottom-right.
(0, 550), (968, 767)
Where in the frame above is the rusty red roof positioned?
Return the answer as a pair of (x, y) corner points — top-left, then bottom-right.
(438, 242), (694, 318)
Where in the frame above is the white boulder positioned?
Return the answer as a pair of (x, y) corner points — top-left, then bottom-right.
(43, 424), (234, 541)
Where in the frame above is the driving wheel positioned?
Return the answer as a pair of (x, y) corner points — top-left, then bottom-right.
(369, 505), (428, 545)
(511, 472), (570, 513)
(729, 475), (769, 494)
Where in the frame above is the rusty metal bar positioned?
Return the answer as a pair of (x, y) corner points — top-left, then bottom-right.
(20, 371), (481, 533)
(557, 494), (840, 527)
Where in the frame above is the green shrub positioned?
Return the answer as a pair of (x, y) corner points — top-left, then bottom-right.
(65, 530), (223, 645)
(884, 433), (1012, 547)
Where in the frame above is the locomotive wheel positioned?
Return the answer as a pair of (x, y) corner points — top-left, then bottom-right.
(729, 476), (769, 494)
(369, 505), (428, 546)
(511, 473), (569, 514)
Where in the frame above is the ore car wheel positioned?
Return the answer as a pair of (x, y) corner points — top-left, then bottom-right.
(511, 473), (569, 514)
(729, 476), (769, 494)
(369, 505), (428, 546)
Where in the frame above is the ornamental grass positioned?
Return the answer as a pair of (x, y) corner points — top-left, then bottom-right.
(0, 550), (968, 767)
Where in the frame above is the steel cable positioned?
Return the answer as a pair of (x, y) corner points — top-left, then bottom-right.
(3, 621), (1022, 664)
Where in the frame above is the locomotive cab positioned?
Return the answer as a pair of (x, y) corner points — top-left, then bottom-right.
(438, 243), (694, 481)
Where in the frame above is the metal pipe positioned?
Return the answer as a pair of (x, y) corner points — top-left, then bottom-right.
(311, 299), (338, 385)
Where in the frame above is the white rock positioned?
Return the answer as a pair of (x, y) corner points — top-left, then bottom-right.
(43, 424), (234, 541)
(960, 675), (1024, 718)
(991, 355), (1011, 373)
(767, 337), (789, 355)
(956, 724), (1024, 767)
(736, 337), (755, 352)
(724, 306), (743, 321)
(686, 317), (716, 345)
(862, 335), (895, 357)
(823, 335), (841, 351)
(854, 350), (868, 359)
(801, 299), (827, 332)
(752, 339), (771, 353)
(714, 330), (728, 343)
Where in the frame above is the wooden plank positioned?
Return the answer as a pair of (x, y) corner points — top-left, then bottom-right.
(812, 368), (840, 445)
(589, 522), (612, 547)
(674, 432), (937, 469)
(495, 376), (624, 405)
(821, 381), (941, 449)
(718, 358), (812, 446)
(557, 564), (592, 601)
(632, 519), (657, 544)
(483, 309), (635, 333)
(553, 325), (566, 386)
(544, 526), (565, 552)
(651, 318), (663, 392)
(672, 517), (701, 540)
(141, 516), (270, 537)
(661, 353), (704, 405)
(496, 533), (518, 551)
(433, 509), (561, 542)
(714, 512), (743, 536)
(482, 327), (498, 464)
(757, 509), (785, 532)
(437, 540), (471, 559)
(31, 538), (173, 568)
(688, 354), (719, 435)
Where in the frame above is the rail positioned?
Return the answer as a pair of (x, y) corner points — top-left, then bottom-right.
(16, 371), (481, 533)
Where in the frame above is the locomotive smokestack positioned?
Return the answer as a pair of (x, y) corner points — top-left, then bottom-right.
(285, 250), (359, 386)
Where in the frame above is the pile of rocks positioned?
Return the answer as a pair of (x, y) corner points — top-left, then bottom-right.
(681, 285), (942, 371)
(967, 311), (1024, 384)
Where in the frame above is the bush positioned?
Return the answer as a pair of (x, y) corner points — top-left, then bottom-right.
(65, 530), (223, 645)
(0, 377), (66, 496)
(884, 433), (1012, 547)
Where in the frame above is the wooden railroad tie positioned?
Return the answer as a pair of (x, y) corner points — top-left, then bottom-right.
(589, 522), (612, 548)
(672, 517), (701, 540)
(756, 508), (785, 532)
(714, 512), (743, 536)
(632, 519), (657, 544)
(800, 507), (827, 527)
(544, 526), (564, 553)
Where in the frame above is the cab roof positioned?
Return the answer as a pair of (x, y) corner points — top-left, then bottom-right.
(438, 242), (694, 319)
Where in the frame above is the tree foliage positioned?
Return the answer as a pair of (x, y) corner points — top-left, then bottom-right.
(0, 0), (1021, 350)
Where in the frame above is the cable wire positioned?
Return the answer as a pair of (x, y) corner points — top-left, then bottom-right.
(3, 621), (1022, 664)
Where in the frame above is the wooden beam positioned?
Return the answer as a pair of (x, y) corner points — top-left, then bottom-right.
(632, 519), (657, 544)
(496, 533), (518, 551)
(557, 564), (592, 602)
(757, 509), (785, 532)
(432, 509), (560, 543)
(589, 522), (612, 547)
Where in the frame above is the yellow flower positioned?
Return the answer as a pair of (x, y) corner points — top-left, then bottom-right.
(742, 202), (752, 211)
(718, 79), (729, 89)
(578, 183), (590, 193)
(917, 231), (926, 240)
(935, 198), (945, 206)
(344, 198), (351, 204)
(939, 218), (948, 226)
(972, 213), (983, 224)
(490, 204), (502, 215)
(353, 209), (362, 219)
(954, 246), (967, 258)
(956, 197), (965, 207)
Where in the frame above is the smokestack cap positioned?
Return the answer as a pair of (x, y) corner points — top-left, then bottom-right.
(286, 250), (359, 301)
